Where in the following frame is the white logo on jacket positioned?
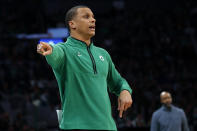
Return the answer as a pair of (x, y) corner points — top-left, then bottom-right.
(99, 56), (104, 61)
(77, 52), (82, 57)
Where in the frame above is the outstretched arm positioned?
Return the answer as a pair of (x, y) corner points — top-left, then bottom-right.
(37, 42), (65, 69)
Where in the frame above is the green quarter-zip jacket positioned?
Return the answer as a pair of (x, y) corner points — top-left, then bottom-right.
(45, 36), (132, 130)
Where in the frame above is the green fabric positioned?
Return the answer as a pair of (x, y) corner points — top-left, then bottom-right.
(45, 36), (132, 130)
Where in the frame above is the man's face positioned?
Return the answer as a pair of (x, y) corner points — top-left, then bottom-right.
(71, 8), (96, 38)
(160, 92), (172, 107)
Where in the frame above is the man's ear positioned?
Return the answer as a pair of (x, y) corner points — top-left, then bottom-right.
(69, 20), (76, 30)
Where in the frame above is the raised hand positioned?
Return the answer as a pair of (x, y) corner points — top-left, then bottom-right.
(37, 42), (52, 56)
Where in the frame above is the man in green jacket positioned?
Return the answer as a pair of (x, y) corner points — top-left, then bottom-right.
(37, 5), (133, 131)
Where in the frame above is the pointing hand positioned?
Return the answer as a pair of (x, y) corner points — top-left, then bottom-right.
(37, 42), (52, 56)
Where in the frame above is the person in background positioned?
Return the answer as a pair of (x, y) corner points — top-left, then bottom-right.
(151, 91), (190, 131)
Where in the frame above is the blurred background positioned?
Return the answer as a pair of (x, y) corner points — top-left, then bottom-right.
(0, 0), (197, 131)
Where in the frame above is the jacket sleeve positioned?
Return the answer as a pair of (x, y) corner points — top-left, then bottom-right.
(106, 52), (132, 96)
(181, 109), (190, 131)
(45, 43), (65, 69)
(151, 112), (159, 131)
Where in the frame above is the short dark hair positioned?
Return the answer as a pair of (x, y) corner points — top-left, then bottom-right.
(65, 5), (89, 31)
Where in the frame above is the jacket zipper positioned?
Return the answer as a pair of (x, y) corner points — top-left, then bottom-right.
(87, 46), (97, 74)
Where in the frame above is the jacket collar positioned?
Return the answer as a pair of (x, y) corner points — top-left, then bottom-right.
(67, 36), (94, 49)
(162, 104), (174, 111)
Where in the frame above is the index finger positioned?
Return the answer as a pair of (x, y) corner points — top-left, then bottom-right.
(40, 41), (48, 46)
(119, 109), (124, 118)
(119, 102), (125, 118)
(37, 44), (43, 50)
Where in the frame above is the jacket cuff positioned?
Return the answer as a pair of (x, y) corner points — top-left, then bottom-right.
(120, 83), (132, 95)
